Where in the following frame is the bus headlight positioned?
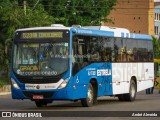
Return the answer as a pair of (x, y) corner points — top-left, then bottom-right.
(58, 77), (70, 89)
(11, 78), (20, 89)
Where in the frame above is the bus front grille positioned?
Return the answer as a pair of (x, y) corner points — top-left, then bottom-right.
(16, 76), (60, 84)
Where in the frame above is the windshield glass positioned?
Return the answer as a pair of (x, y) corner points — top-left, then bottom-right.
(13, 42), (69, 76)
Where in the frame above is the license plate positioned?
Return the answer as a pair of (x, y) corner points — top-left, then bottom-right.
(33, 95), (44, 100)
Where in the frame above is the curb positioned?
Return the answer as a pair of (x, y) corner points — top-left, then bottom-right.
(0, 92), (11, 96)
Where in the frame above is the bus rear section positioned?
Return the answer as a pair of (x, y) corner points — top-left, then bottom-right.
(71, 31), (154, 105)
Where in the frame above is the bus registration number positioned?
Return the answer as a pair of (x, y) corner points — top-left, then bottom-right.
(33, 95), (44, 100)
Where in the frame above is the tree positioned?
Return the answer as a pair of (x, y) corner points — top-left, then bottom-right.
(152, 36), (160, 59)
(0, 0), (55, 76)
(41, 0), (117, 26)
(0, 0), (55, 39)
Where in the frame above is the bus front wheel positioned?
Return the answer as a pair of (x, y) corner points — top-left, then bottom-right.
(81, 83), (94, 107)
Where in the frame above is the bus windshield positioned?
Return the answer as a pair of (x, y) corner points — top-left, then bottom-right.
(13, 42), (69, 76)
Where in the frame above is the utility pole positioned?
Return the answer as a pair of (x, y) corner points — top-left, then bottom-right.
(24, 0), (27, 16)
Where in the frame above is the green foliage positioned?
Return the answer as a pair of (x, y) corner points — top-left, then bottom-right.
(152, 36), (160, 59)
(0, 0), (55, 38)
(0, 82), (4, 88)
(41, 0), (117, 26)
(0, 76), (10, 88)
(0, 0), (55, 73)
(0, 43), (5, 69)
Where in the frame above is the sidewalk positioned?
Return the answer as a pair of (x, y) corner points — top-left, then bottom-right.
(0, 85), (11, 95)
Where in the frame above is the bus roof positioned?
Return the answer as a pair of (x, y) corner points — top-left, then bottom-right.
(16, 25), (152, 41)
(80, 26), (152, 40)
(16, 24), (71, 31)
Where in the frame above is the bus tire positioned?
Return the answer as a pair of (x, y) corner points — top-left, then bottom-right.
(81, 83), (94, 107)
(35, 100), (48, 107)
(124, 80), (137, 101)
(93, 85), (98, 104)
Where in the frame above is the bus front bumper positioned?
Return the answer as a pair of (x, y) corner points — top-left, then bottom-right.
(11, 84), (88, 100)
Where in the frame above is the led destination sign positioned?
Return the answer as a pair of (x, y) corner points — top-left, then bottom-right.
(22, 32), (63, 39)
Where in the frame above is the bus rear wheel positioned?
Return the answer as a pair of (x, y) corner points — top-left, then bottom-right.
(81, 83), (94, 107)
(124, 80), (137, 101)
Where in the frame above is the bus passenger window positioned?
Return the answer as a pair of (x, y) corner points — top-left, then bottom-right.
(90, 47), (100, 62)
(127, 49), (134, 61)
(120, 47), (127, 62)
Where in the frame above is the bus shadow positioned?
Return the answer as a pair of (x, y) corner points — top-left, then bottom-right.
(23, 97), (152, 110)
(24, 99), (121, 110)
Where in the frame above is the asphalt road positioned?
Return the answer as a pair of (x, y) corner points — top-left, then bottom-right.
(0, 89), (160, 120)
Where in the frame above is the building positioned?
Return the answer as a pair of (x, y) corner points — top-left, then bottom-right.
(154, 5), (160, 38)
(154, 3), (160, 38)
(104, 0), (154, 35)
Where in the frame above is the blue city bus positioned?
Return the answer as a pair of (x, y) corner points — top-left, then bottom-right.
(11, 24), (154, 107)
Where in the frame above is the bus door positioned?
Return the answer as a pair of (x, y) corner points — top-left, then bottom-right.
(96, 37), (113, 96)
(100, 62), (112, 96)
(72, 36), (87, 75)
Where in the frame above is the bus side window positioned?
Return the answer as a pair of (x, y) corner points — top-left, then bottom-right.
(114, 38), (124, 62)
(126, 39), (136, 62)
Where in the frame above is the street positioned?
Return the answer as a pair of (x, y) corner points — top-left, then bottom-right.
(0, 89), (160, 120)
(0, 89), (160, 111)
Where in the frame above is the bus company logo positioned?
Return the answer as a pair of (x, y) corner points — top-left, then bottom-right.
(97, 69), (111, 76)
(2, 112), (11, 117)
